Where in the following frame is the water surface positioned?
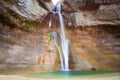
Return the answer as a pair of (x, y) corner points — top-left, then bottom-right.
(27, 70), (119, 79)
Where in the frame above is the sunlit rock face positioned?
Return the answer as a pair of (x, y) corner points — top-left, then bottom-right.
(67, 26), (120, 70)
(0, 0), (47, 21)
(0, 23), (60, 73)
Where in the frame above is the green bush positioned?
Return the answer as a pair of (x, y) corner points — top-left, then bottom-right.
(25, 20), (34, 28)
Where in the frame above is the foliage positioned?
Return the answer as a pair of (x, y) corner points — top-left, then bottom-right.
(24, 20), (34, 28)
(0, 10), (36, 29)
(48, 32), (63, 54)
(48, 32), (54, 41)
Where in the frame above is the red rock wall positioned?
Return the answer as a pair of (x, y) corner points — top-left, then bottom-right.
(67, 25), (120, 70)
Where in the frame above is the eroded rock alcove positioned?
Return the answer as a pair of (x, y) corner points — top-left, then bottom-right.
(0, 0), (120, 74)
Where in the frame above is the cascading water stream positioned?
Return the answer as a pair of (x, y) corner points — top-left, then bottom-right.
(52, 2), (70, 71)
(57, 4), (69, 71)
(52, 32), (64, 69)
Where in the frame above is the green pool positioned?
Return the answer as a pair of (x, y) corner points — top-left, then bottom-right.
(27, 70), (119, 79)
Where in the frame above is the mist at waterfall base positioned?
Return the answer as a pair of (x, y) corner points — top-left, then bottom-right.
(51, 2), (70, 71)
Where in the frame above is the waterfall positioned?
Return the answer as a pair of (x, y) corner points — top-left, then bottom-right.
(52, 32), (64, 69)
(52, 3), (70, 71)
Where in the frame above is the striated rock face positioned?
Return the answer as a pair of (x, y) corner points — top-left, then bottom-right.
(0, 0), (120, 73)
(0, 23), (60, 73)
(37, 0), (54, 11)
(63, 0), (120, 10)
(0, 0), (119, 26)
(0, 0), (48, 21)
(62, 0), (120, 26)
(67, 26), (120, 70)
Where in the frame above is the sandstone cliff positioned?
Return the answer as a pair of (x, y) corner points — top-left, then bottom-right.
(63, 0), (120, 26)
(0, 0), (48, 21)
(0, 0), (120, 74)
